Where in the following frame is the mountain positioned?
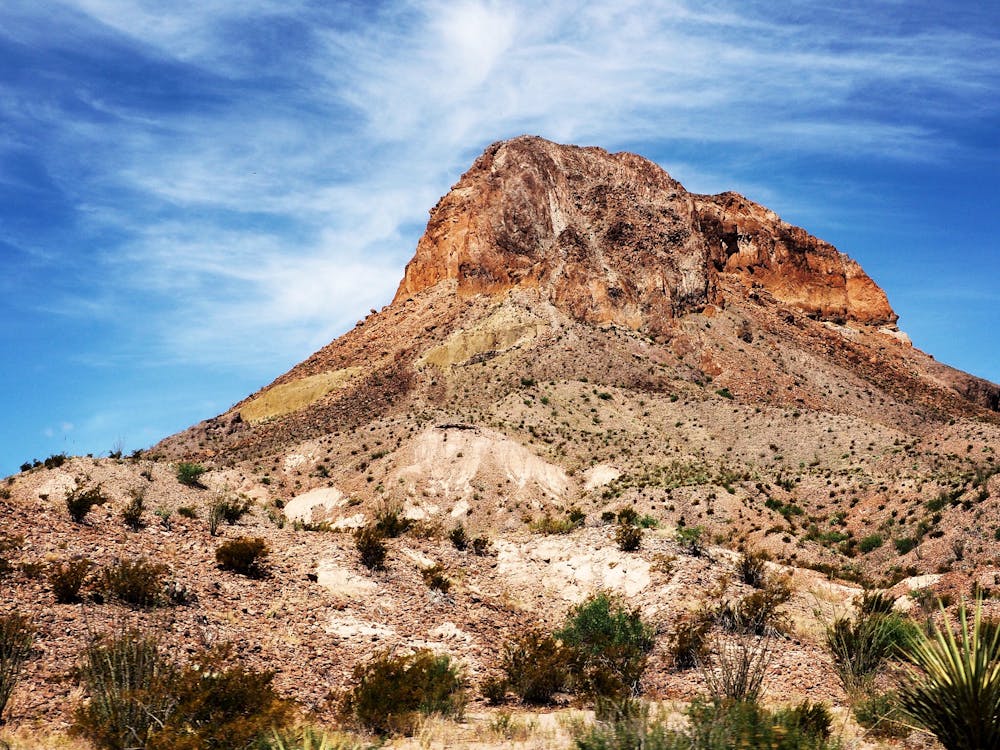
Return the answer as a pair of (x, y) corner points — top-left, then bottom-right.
(154, 135), (998, 566)
(3, 136), (999, 735)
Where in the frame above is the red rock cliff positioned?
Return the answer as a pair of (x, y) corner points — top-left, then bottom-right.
(394, 136), (896, 330)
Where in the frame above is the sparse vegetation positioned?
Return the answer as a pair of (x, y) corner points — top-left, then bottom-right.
(675, 525), (705, 556)
(421, 563), (451, 593)
(448, 524), (468, 551)
(216, 536), (269, 577)
(736, 548), (768, 588)
(354, 526), (387, 570)
(175, 462), (207, 487)
(121, 487), (145, 530)
(667, 614), (712, 671)
(342, 649), (465, 735)
(0, 612), (33, 724)
(74, 631), (288, 750)
(98, 557), (168, 608)
(49, 557), (92, 603)
(66, 484), (108, 523)
(502, 630), (569, 704)
(556, 591), (655, 699)
(615, 522), (642, 552)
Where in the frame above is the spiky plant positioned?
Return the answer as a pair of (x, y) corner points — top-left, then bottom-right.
(898, 600), (1000, 750)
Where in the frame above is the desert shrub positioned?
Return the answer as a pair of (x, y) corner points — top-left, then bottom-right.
(342, 649), (465, 735)
(66, 484), (108, 523)
(421, 564), (451, 593)
(675, 525), (705, 556)
(0, 613), (33, 724)
(121, 487), (146, 531)
(73, 629), (175, 750)
(736, 548), (768, 588)
(43, 452), (68, 469)
(668, 614), (711, 671)
(850, 689), (909, 738)
(894, 535), (918, 554)
(502, 630), (569, 704)
(148, 646), (290, 750)
(615, 522), (642, 552)
(616, 507), (639, 525)
(74, 633), (288, 750)
(702, 631), (775, 704)
(471, 536), (491, 556)
(98, 557), (168, 608)
(373, 506), (411, 538)
(0, 534), (22, 578)
(177, 505), (197, 519)
(556, 591), (655, 699)
(448, 524), (468, 551)
(897, 599), (1000, 749)
(859, 533), (885, 554)
(826, 591), (914, 694)
(354, 526), (386, 570)
(531, 513), (579, 535)
(216, 536), (268, 578)
(572, 700), (673, 750)
(176, 462), (207, 487)
(480, 676), (508, 705)
(779, 700), (833, 740)
(50, 557), (92, 603)
(717, 576), (791, 636)
(681, 698), (837, 750)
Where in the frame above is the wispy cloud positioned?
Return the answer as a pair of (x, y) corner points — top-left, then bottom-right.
(3, 0), (999, 375)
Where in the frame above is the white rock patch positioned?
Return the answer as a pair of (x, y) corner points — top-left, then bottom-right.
(283, 487), (346, 523)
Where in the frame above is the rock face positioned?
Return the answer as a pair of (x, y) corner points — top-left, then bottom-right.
(395, 136), (896, 332)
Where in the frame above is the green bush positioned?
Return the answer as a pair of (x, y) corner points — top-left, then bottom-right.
(859, 534), (884, 554)
(354, 526), (386, 570)
(342, 649), (465, 735)
(209, 496), (252, 534)
(50, 557), (92, 603)
(898, 600), (1000, 749)
(573, 698), (836, 750)
(0, 612), (33, 724)
(98, 557), (168, 608)
(826, 591), (914, 694)
(66, 484), (108, 523)
(177, 505), (198, 519)
(615, 522), (642, 552)
(502, 630), (569, 704)
(850, 689), (909, 738)
(556, 591), (655, 699)
(216, 536), (269, 577)
(176, 462), (207, 487)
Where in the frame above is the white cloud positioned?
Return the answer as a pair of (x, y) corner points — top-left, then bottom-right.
(13, 0), (1000, 374)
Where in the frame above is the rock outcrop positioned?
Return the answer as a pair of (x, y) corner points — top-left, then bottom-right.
(394, 136), (897, 332)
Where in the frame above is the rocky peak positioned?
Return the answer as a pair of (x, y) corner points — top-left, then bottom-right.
(394, 135), (896, 331)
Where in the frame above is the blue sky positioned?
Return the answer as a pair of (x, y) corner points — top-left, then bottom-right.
(1, 0), (998, 476)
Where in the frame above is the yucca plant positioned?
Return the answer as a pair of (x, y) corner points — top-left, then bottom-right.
(897, 600), (1000, 750)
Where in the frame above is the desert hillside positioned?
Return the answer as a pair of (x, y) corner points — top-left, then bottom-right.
(2, 136), (999, 749)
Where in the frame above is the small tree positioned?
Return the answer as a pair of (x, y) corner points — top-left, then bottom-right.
(555, 591), (655, 699)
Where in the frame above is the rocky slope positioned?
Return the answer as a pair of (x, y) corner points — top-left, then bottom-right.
(3, 136), (1000, 744)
